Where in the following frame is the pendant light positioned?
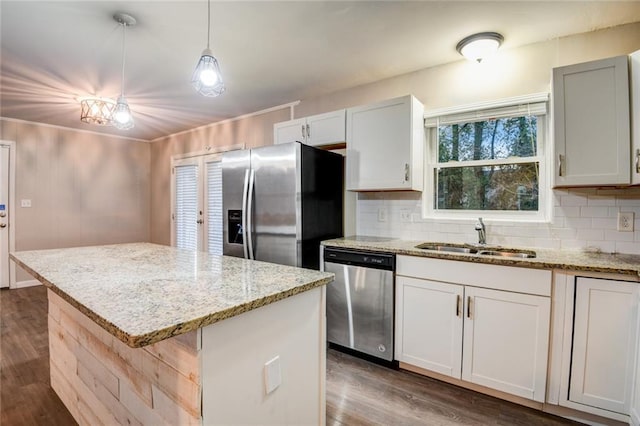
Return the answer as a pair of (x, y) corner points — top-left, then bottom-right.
(192, 0), (225, 97)
(113, 12), (136, 130)
(79, 96), (116, 126)
(456, 32), (504, 63)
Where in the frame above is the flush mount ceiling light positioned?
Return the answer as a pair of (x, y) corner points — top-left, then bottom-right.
(456, 32), (504, 63)
(192, 0), (226, 97)
(112, 12), (136, 130)
(79, 97), (116, 126)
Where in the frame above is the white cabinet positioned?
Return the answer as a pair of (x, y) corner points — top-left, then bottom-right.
(632, 295), (640, 426)
(274, 109), (345, 147)
(346, 95), (424, 191)
(569, 277), (638, 415)
(631, 50), (640, 185)
(395, 255), (551, 402)
(553, 55), (630, 186)
(396, 276), (463, 378)
(461, 286), (550, 401)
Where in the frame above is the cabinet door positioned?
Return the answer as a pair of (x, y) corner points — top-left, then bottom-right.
(632, 294), (640, 425)
(306, 110), (345, 147)
(570, 277), (639, 414)
(631, 50), (640, 185)
(395, 276), (463, 378)
(462, 287), (550, 402)
(274, 118), (306, 145)
(346, 95), (423, 191)
(553, 55), (630, 186)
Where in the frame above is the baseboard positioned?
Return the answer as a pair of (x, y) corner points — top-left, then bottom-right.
(12, 279), (41, 289)
(631, 408), (640, 426)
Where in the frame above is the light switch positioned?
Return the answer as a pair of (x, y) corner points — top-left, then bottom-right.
(20, 199), (31, 208)
(264, 356), (281, 395)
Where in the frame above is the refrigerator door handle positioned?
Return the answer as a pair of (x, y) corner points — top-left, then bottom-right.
(246, 168), (256, 260)
(241, 169), (250, 259)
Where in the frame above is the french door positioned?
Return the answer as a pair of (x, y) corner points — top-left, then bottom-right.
(171, 154), (223, 254)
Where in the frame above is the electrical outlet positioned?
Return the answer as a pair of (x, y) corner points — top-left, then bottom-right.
(400, 209), (412, 223)
(377, 207), (387, 222)
(20, 199), (31, 208)
(264, 356), (281, 395)
(617, 211), (634, 232)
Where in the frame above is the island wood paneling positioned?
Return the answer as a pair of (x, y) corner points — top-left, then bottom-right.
(47, 290), (201, 426)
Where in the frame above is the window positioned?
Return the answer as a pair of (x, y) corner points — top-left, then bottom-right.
(425, 97), (548, 220)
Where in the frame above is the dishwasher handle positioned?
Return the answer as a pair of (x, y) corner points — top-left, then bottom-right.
(323, 247), (395, 271)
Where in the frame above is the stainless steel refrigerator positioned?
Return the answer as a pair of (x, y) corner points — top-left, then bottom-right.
(222, 142), (343, 270)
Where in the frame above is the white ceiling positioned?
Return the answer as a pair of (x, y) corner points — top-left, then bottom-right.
(2, 1), (640, 141)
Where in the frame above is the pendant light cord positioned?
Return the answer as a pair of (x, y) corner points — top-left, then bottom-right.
(207, 0), (211, 49)
(120, 22), (127, 97)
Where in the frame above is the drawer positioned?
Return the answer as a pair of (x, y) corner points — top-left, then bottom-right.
(396, 255), (551, 296)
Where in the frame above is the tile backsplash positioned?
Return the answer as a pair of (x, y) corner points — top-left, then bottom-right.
(355, 187), (640, 254)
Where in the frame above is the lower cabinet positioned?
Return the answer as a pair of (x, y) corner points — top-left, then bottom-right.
(395, 256), (551, 403)
(568, 277), (638, 415)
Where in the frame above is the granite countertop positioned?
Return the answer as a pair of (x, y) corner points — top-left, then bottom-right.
(322, 236), (640, 278)
(10, 243), (334, 348)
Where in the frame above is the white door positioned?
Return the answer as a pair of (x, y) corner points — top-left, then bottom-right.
(0, 145), (9, 288)
(395, 276), (463, 378)
(462, 287), (550, 402)
(570, 277), (639, 414)
(172, 154), (223, 254)
(274, 118), (306, 145)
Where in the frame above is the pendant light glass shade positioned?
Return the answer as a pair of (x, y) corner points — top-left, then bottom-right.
(192, 0), (225, 97)
(113, 95), (134, 130)
(192, 48), (225, 97)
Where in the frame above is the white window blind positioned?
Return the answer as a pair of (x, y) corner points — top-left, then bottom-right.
(175, 164), (199, 250)
(425, 101), (547, 127)
(206, 161), (223, 255)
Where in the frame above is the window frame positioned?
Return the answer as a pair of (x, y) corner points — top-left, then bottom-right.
(423, 93), (551, 222)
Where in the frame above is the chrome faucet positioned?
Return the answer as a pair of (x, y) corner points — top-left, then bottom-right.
(475, 217), (486, 245)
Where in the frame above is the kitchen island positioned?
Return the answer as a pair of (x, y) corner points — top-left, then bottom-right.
(10, 243), (334, 425)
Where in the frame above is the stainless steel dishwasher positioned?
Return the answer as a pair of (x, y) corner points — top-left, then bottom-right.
(322, 247), (395, 362)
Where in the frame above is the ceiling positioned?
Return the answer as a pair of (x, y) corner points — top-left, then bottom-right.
(2, 1), (640, 142)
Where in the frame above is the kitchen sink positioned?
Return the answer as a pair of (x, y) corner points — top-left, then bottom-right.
(477, 250), (536, 259)
(415, 243), (478, 254)
(415, 243), (536, 259)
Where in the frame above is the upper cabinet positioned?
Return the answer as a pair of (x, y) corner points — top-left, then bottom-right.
(631, 50), (640, 185)
(346, 95), (424, 191)
(274, 109), (346, 147)
(553, 55), (630, 186)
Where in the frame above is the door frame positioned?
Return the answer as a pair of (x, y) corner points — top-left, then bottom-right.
(0, 140), (16, 289)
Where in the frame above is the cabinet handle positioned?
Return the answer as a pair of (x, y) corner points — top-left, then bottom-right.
(306, 124), (310, 139)
(404, 163), (409, 182)
(635, 149), (640, 174)
(558, 154), (564, 177)
(456, 295), (461, 317)
(466, 296), (472, 319)
(301, 125), (306, 140)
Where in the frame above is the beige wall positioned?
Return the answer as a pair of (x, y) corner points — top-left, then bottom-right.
(0, 119), (151, 281)
(149, 108), (290, 245)
(293, 22), (640, 117)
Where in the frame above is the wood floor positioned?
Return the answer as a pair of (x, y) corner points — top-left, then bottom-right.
(2, 286), (580, 426)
